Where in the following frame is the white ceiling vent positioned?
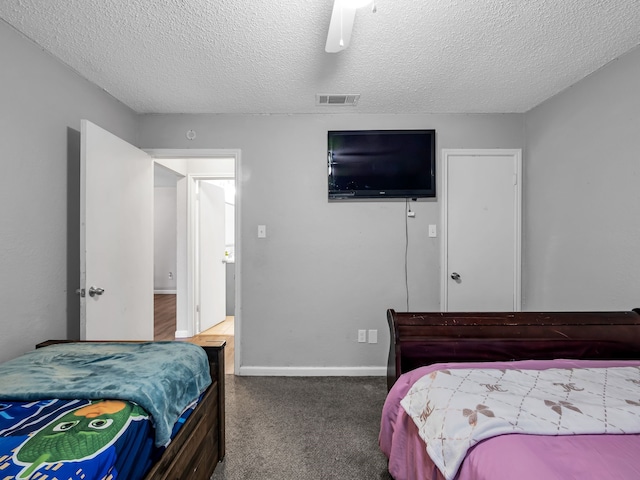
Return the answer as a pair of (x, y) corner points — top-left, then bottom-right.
(316, 94), (360, 106)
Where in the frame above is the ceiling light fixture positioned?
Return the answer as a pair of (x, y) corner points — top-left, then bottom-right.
(325, 0), (376, 53)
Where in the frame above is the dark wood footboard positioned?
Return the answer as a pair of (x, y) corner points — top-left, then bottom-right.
(387, 309), (640, 390)
(143, 340), (225, 480)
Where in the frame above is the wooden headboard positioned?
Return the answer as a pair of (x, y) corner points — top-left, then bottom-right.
(387, 308), (640, 390)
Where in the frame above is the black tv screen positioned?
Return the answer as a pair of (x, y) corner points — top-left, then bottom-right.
(328, 130), (436, 199)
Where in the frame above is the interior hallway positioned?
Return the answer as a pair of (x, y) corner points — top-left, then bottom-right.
(154, 294), (235, 374)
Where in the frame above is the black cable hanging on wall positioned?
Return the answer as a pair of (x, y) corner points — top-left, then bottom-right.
(405, 199), (411, 311)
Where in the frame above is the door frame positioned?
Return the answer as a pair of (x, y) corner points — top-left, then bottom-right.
(146, 148), (241, 375)
(440, 149), (522, 312)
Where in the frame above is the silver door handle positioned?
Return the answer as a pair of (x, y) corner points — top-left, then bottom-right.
(450, 272), (461, 281)
(88, 286), (105, 297)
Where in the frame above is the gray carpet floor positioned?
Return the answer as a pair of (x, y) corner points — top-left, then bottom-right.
(212, 375), (394, 480)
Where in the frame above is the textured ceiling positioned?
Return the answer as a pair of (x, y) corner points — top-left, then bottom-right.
(1, 0), (639, 114)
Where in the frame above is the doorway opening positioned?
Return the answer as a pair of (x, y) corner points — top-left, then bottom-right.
(149, 149), (240, 375)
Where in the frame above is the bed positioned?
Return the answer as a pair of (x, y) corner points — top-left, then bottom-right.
(380, 308), (640, 480)
(0, 338), (225, 480)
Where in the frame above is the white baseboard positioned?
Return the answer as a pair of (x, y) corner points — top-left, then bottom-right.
(237, 366), (386, 377)
(154, 290), (177, 294)
(175, 330), (190, 338)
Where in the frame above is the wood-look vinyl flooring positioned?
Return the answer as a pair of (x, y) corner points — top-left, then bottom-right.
(154, 294), (234, 374)
(154, 294), (178, 341)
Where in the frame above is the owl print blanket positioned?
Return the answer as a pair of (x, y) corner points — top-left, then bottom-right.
(0, 398), (154, 479)
(0, 341), (211, 447)
(401, 366), (640, 480)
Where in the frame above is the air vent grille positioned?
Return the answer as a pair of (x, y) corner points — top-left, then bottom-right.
(316, 94), (360, 106)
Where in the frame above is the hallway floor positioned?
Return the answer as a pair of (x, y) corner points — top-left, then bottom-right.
(197, 316), (235, 374)
(154, 294), (235, 374)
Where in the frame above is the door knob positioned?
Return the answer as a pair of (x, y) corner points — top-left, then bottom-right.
(88, 286), (105, 297)
(450, 272), (461, 281)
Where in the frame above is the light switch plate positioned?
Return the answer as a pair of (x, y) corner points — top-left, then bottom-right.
(428, 224), (437, 237)
(258, 225), (266, 238)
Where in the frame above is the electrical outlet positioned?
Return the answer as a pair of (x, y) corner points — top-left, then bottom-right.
(368, 329), (378, 344)
(358, 330), (367, 343)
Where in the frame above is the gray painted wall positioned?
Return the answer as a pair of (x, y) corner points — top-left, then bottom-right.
(524, 46), (640, 310)
(0, 20), (138, 362)
(4, 12), (636, 371)
(154, 187), (177, 291)
(138, 114), (524, 370)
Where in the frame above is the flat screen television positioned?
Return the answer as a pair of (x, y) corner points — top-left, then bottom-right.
(327, 129), (436, 199)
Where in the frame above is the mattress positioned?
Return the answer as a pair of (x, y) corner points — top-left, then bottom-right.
(0, 396), (199, 480)
(0, 341), (212, 480)
(380, 358), (640, 480)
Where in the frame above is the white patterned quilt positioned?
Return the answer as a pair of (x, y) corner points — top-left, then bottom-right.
(401, 366), (640, 480)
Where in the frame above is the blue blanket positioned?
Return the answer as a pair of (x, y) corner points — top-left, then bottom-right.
(0, 342), (212, 447)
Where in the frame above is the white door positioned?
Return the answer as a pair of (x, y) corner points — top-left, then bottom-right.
(196, 181), (226, 332)
(80, 120), (154, 340)
(441, 149), (521, 312)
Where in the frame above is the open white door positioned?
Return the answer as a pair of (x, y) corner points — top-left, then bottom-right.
(197, 181), (226, 332)
(80, 120), (154, 340)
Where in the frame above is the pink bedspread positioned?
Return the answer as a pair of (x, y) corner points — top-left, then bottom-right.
(380, 359), (640, 480)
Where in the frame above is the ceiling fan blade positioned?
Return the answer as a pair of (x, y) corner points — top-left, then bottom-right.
(325, 1), (357, 53)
